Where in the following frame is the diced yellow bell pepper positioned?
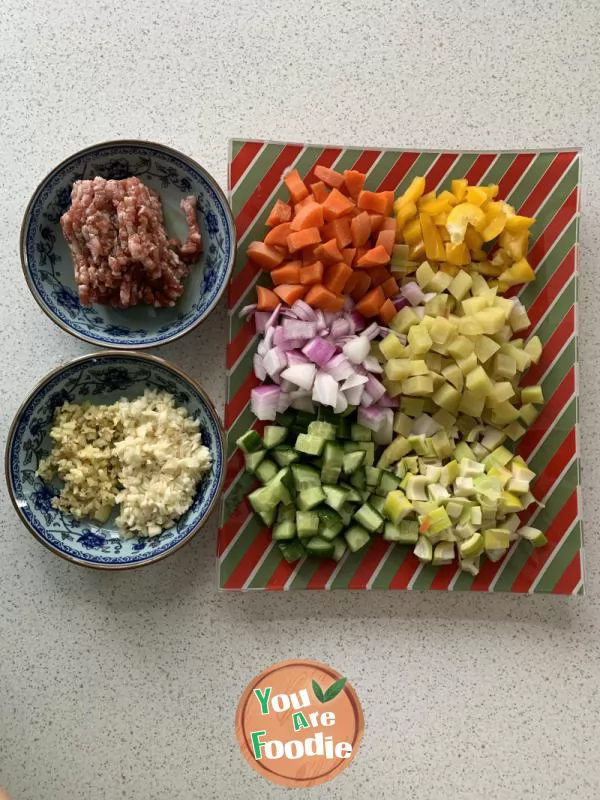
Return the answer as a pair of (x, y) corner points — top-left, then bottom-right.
(471, 249), (488, 262)
(464, 226), (484, 252)
(433, 211), (448, 226)
(438, 190), (458, 207)
(438, 225), (450, 242)
(451, 179), (468, 202)
(491, 248), (513, 268)
(395, 200), (418, 233)
(398, 176), (426, 205)
(419, 197), (452, 215)
(440, 262), (460, 277)
(470, 260), (502, 277)
(481, 184), (499, 199)
(408, 241), (426, 261)
(499, 229), (529, 260)
(446, 203), (486, 243)
(420, 213), (446, 261)
(498, 258), (535, 286)
(504, 214), (536, 232)
(445, 241), (470, 266)
(481, 211), (507, 242)
(466, 186), (489, 207)
(419, 190), (436, 205)
(403, 216), (423, 245)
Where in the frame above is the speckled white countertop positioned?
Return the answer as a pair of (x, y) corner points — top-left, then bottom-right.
(1, 1), (600, 798)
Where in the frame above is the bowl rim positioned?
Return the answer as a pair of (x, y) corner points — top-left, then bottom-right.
(4, 349), (226, 570)
(19, 138), (237, 349)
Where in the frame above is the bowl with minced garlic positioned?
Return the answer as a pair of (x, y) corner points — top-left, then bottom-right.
(5, 351), (225, 569)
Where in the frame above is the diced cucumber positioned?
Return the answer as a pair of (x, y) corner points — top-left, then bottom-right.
(383, 519), (419, 544)
(338, 503), (355, 527)
(272, 445), (300, 468)
(353, 502), (384, 533)
(369, 495), (385, 515)
(278, 539), (306, 563)
(255, 459), (278, 485)
(306, 536), (335, 558)
(345, 524), (371, 553)
(296, 510), (320, 539)
(273, 519), (297, 540)
(336, 416), (352, 440)
(351, 423), (372, 442)
(295, 411), (316, 429)
(307, 421), (337, 441)
(257, 507), (277, 527)
(321, 441), (344, 483)
(376, 470), (400, 497)
(365, 466), (383, 488)
(349, 468), (366, 490)
(354, 441), (375, 466)
(332, 538), (347, 561)
(297, 486), (326, 510)
(249, 485), (279, 513)
(295, 433), (326, 456)
(340, 483), (362, 503)
(343, 450), (366, 475)
(323, 485), (349, 512)
(236, 429), (264, 453)
(263, 425), (288, 449)
(275, 410), (295, 428)
(317, 507), (345, 541)
(277, 504), (295, 522)
(269, 468), (295, 505)
(244, 449), (267, 474)
(291, 464), (321, 491)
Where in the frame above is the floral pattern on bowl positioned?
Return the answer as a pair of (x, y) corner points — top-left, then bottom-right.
(21, 141), (235, 348)
(5, 352), (225, 568)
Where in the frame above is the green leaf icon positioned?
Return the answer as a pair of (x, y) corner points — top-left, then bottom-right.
(312, 679), (325, 703)
(323, 677), (347, 703)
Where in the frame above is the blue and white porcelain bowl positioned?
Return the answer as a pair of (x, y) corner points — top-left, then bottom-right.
(20, 140), (235, 348)
(5, 352), (225, 569)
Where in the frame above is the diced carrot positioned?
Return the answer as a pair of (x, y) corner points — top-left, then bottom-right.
(256, 285), (280, 310)
(304, 284), (345, 312)
(271, 263), (302, 285)
(264, 222), (294, 248)
(343, 170), (366, 200)
(381, 276), (399, 298)
(322, 218), (352, 249)
(294, 195), (314, 210)
(369, 266), (392, 287)
(350, 271), (371, 302)
(290, 201), (324, 231)
(314, 237), (344, 264)
(381, 217), (396, 231)
(300, 261), (324, 285)
(356, 245), (392, 268)
(273, 284), (307, 306)
(302, 245), (319, 266)
(341, 247), (356, 266)
(355, 286), (386, 317)
(247, 241), (286, 271)
(343, 271), (360, 294)
(379, 298), (396, 324)
(368, 213), (384, 234)
(353, 246), (369, 265)
(266, 199), (292, 227)
(314, 165), (345, 189)
(310, 181), (329, 204)
(287, 227), (321, 253)
(322, 188), (355, 221)
(358, 190), (394, 216)
(324, 261), (353, 295)
(376, 229), (396, 256)
(350, 211), (371, 247)
(284, 169), (309, 204)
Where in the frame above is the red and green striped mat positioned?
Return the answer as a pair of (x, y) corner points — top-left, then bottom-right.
(218, 140), (583, 594)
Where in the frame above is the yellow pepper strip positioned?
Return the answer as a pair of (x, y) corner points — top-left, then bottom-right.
(433, 212), (448, 227)
(491, 249), (513, 268)
(419, 197), (452, 216)
(504, 214), (536, 232)
(445, 241), (470, 266)
(499, 258), (535, 285)
(408, 241), (426, 261)
(401, 176), (426, 205)
(464, 226), (484, 252)
(403, 216), (423, 245)
(420, 213), (446, 261)
(481, 184), (499, 199)
(481, 211), (507, 242)
(395, 200), (418, 233)
(446, 203), (486, 244)
(438, 190), (458, 206)
(451, 179), (468, 202)
(438, 225), (450, 242)
(440, 263), (460, 277)
(499, 229), (529, 260)
(466, 186), (489, 206)
(471, 249), (488, 262)
(470, 261), (502, 277)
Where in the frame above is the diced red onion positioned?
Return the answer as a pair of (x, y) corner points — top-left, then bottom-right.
(350, 311), (366, 331)
(291, 300), (317, 321)
(334, 391), (349, 414)
(290, 395), (315, 413)
(240, 304), (257, 317)
(282, 319), (318, 340)
(251, 385), (280, 421)
(312, 371), (339, 408)
(254, 312), (271, 333)
(366, 374), (386, 402)
(378, 393), (397, 408)
(343, 384), (364, 406)
(361, 391), (375, 407)
(358, 405), (386, 432)
(315, 310), (327, 332)
(341, 374), (368, 390)
(362, 322), (380, 340)
(253, 353), (266, 381)
(363, 355), (383, 374)
(265, 304), (282, 330)
(263, 348), (287, 380)
(286, 351), (310, 366)
(325, 354), (354, 382)
(393, 296), (409, 311)
(280, 363), (317, 391)
(343, 335), (370, 364)
(277, 391), (290, 413)
(302, 337), (337, 367)
(401, 282), (426, 306)
(330, 318), (351, 339)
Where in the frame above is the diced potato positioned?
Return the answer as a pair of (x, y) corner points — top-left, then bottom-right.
(509, 302), (531, 332)
(475, 335), (501, 364)
(521, 385), (544, 405)
(458, 316), (484, 336)
(465, 365), (494, 396)
(430, 316), (456, 345)
(408, 324), (433, 355)
(390, 306), (420, 334)
(462, 296), (488, 316)
(524, 336), (543, 364)
(442, 363), (464, 392)
(473, 307), (507, 335)
(425, 352), (443, 373)
(401, 397), (425, 416)
(385, 358), (413, 381)
(383, 378), (404, 398)
(490, 401), (521, 425)
(486, 381), (515, 406)
(447, 335), (475, 360)
(448, 270), (473, 301)
(402, 375), (434, 396)
(503, 421), (526, 441)
(416, 260), (436, 289)
(456, 352), (478, 375)
(427, 271), (453, 294)
(519, 403), (539, 426)
(493, 352), (517, 379)
(433, 383), (461, 413)
(409, 359), (429, 376)
(393, 412), (413, 437)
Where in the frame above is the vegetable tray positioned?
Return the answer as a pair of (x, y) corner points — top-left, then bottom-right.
(218, 140), (583, 593)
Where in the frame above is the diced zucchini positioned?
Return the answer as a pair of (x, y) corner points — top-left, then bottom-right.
(340, 483), (362, 503)
(338, 502), (355, 527)
(369, 495), (385, 515)
(344, 524), (371, 553)
(249, 485), (279, 513)
(365, 466), (383, 488)
(263, 425), (288, 449)
(273, 518), (297, 540)
(257, 507), (277, 527)
(349, 468), (366, 490)
(275, 410), (295, 428)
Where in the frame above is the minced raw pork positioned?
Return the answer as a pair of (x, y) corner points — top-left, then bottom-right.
(60, 176), (202, 308)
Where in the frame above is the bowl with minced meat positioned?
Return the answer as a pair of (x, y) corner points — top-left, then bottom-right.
(5, 352), (225, 569)
(20, 140), (235, 348)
